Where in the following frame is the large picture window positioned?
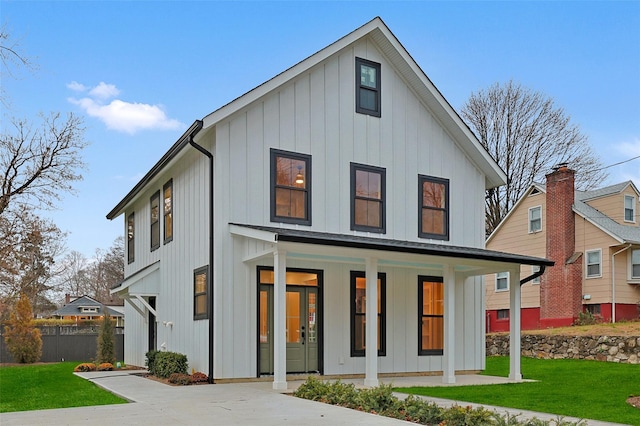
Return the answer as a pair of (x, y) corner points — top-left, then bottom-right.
(355, 57), (381, 117)
(194, 266), (209, 320)
(163, 180), (173, 244)
(418, 276), (443, 355)
(418, 175), (449, 240)
(270, 149), (311, 225)
(150, 191), (160, 251)
(350, 271), (385, 357)
(127, 212), (135, 264)
(351, 163), (385, 233)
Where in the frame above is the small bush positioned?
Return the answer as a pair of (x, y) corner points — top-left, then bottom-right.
(574, 311), (599, 326)
(153, 351), (188, 378)
(97, 362), (114, 371)
(74, 363), (97, 372)
(191, 372), (209, 383)
(145, 350), (160, 375)
(168, 373), (192, 385)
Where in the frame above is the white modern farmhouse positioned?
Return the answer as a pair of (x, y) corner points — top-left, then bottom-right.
(108, 17), (551, 388)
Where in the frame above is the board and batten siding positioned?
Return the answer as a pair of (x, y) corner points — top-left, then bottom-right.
(122, 148), (211, 372)
(203, 37), (488, 378)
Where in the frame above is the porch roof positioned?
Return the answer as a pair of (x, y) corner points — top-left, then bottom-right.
(229, 223), (553, 272)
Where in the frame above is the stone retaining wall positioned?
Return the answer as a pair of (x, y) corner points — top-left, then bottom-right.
(486, 334), (640, 364)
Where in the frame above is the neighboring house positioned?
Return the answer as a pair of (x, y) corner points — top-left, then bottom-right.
(52, 295), (125, 327)
(486, 164), (640, 332)
(107, 17), (551, 388)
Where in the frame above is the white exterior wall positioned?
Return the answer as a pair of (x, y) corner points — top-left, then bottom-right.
(204, 37), (488, 378)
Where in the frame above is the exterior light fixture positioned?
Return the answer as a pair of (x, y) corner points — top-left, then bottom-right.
(295, 166), (304, 185)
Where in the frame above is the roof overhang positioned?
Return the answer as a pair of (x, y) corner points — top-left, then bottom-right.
(229, 223), (553, 278)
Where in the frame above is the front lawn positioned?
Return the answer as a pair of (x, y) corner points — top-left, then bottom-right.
(0, 362), (127, 413)
(395, 357), (639, 426)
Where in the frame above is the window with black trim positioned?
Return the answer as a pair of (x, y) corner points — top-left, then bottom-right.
(194, 266), (208, 320)
(497, 309), (510, 320)
(127, 212), (135, 264)
(270, 149), (311, 225)
(350, 271), (385, 357)
(150, 191), (160, 251)
(163, 180), (173, 244)
(418, 175), (449, 240)
(418, 276), (444, 355)
(356, 57), (381, 117)
(351, 163), (385, 233)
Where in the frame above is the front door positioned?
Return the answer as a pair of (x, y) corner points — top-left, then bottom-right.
(258, 268), (321, 375)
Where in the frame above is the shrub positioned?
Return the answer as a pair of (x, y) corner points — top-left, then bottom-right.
(97, 363), (114, 371)
(153, 351), (188, 378)
(3, 294), (42, 363)
(191, 372), (209, 383)
(574, 311), (599, 326)
(145, 350), (160, 375)
(168, 373), (192, 385)
(96, 312), (116, 365)
(74, 363), (97, 372)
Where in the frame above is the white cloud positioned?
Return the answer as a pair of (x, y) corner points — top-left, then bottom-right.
(67, 82), (184, 134)
(615, 138), (640, 157)
(89, 82), (120, 99)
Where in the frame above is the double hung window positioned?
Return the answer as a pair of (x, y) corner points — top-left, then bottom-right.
(150, 191), (160, 251)
(496, 272), (509, 291)
(351, 163), (385, 233)
(355, 58), (381, 117)
(529, 206), (542, 233)
(194, 266), (208, 320)
(418, 176), (449, 239)
(163, 180), (173, 244)
(127, 212), (135, 264)
(586, 249), (602, 278)
(270, 149), (311, 225)
(624, 195), (636, 223)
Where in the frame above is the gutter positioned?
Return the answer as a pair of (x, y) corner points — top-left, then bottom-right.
(520, 265), (546, 286)
(187, 121), (215, 384)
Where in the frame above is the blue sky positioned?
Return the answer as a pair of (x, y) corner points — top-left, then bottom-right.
(3, 1), (639, 257)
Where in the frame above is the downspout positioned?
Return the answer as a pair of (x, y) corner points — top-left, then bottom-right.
(611, 244), (632, 324)
(520, 265), (547, 286)
(187, 120), (215, 384)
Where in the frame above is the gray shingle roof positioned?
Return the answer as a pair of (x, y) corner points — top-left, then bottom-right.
(574, 189), (640, 244)
(52, 295), (124, 317)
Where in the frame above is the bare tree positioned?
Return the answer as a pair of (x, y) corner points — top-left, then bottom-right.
(461, 80), (607, 235)
(0, 112), (87, 216)
(1, 26), (38, 107)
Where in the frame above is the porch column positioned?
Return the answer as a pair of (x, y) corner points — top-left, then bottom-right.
(509, 267), (522, 381)
(273, 249), (287, 390)
(442, 264), (456, 384)
(364, 257), (379, 387)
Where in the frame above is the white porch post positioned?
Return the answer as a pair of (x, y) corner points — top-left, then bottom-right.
(273, 249), (287, 390)
(364, 257), (379, 387)
(509, 267), (522, 381)
(442, 264), (456, 384)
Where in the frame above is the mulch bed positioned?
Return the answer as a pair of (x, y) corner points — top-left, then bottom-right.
(627, 396), (640, 409)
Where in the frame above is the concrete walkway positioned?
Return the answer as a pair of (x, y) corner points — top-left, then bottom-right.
(0, 371), (629, 426)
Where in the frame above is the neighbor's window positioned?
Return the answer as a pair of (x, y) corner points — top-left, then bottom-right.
(532, 265), (541, 284)
(497, 309), (510, 320)
(270, 149), (311, 225)
(631, 249), (640, 279)
(194, 266), (208, 320)
(418, 276), (444, 356)
(529, 206), (542, 233)
(127, 212), (135, 264)
(624, 195), (636, 223)
(496, 271), (509, 291)
(586, 249), (602, 278)
(351, 163), (385, 233)
(150, 191), (160, 251)
(351, 271), (386, 357)
(418, 175), (449, 240)
(355, 57), (381, 117)
(163, 180), (173, 244)
(585, 304), (601, 316)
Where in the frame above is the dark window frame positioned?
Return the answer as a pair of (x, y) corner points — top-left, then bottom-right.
(150, 191), (160, 251)
(270, 149), (312, 225)
(497, 309), (510, 320)
(355, 57), (381, 117)
(418, 276), (444, 356)
(163, 179), (173, 244)
(193, 265), (209, 320)
(418, 175), (449, 240)
(127, 212), (135, 264)
(351, 163), (386, 233)
(350, 271), (386, 357)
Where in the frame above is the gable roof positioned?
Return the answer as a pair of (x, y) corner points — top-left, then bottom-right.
(107, 18), (506, 220)
(487, 180), (640, 245)
(52, 295), (123, 318)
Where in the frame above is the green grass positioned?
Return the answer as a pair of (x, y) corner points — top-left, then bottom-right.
(0, 362), (127, 413)
(396, 357), (640, 425)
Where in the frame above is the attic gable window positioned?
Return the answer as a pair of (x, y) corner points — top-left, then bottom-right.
(356, 57), (381, 117)
(270, 149), (311, 225)
(624, 195), (636, 223)
(127, 212), (135, 264)
(418, 175), (449, 240)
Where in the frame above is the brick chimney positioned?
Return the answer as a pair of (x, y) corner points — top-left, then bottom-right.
(540, 163), (583, 327)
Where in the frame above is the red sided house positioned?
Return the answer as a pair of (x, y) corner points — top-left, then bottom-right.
(486, 164), (640, 331)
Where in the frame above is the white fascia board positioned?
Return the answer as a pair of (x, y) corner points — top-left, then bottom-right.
(229, 223), (278, 243)
(486, 184), (542, 244)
